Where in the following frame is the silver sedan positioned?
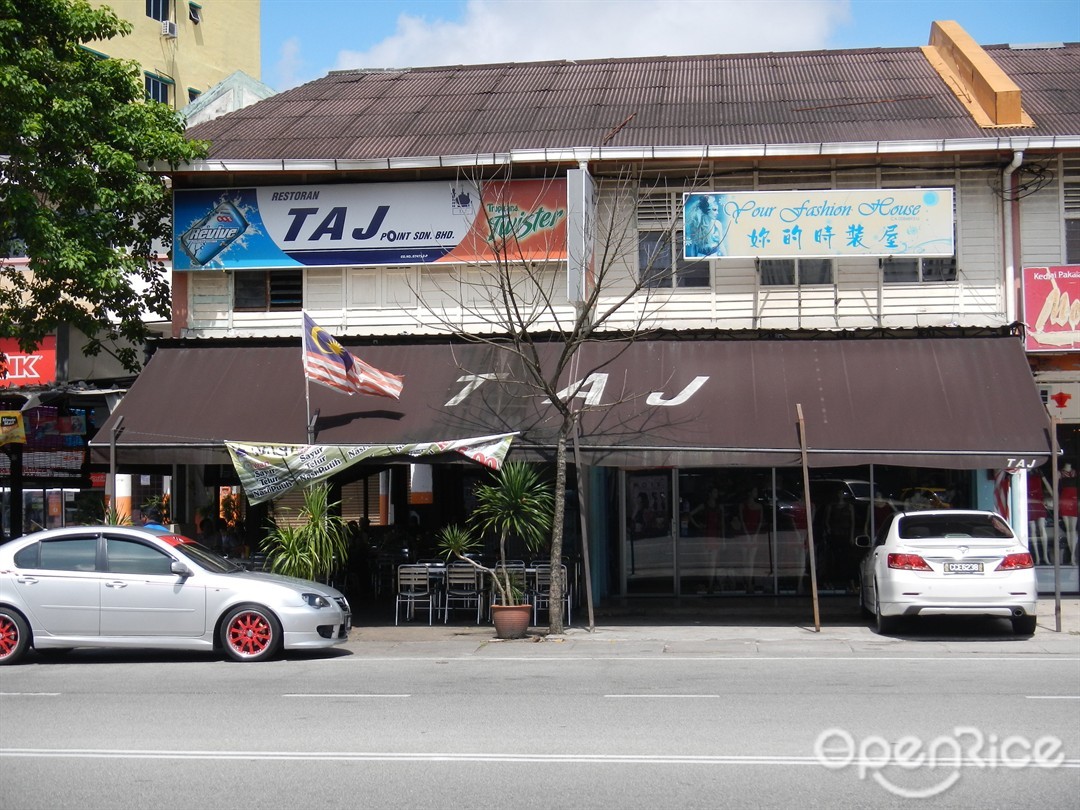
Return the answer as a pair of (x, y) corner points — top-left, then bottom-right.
(0, 525), (350, 664)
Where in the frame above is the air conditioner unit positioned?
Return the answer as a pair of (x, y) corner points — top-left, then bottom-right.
(161, 20), (177, 38)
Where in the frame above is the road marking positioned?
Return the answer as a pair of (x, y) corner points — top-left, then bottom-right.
(0, 693), (61, 697)
(604, 694), (719, 699)
(1, 749), (1078, 767)
(281, 694), (410, 698)
(1025, 695), (1080, 699)
(333, 655), (1080, 663)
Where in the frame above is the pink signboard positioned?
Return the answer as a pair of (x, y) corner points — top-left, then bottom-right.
(1023, 265), (1080, 352)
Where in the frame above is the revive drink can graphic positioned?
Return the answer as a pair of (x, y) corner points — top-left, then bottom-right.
(180, 199), (250, 266)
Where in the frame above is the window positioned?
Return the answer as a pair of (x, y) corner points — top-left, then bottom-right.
(188, 2), (202, 24)
(637, 192), (710, 289)
(187, 87), (201, 103)
(1066, 173), (1080, 264)
(881, 257), (957, 283)
(146, 0), (171, 22)
(106, 537), (175, 575)
(34, 537), (99, 571)
(145, 73), (171, 105)
(759, 258), (834, 286)
(234, 270), (303, 311)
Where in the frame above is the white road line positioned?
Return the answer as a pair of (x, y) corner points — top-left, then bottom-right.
(1025, 695), (1080, 699)
(1, 749), (1078, 767)
(0, 693), (62, 697)
(604, 694), (719, 699)
(332, 655), (1080, 663)
(281, 694), (410, 698)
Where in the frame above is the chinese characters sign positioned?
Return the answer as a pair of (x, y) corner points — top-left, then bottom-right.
(683, 189), (954, 259)
(174, 180), (567, 270)
(1023, 265), (1080, 352)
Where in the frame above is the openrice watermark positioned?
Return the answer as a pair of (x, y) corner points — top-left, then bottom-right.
(814, 726), (1066, 799)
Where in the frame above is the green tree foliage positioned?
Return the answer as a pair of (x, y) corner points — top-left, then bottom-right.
(0, 0), (208, 371)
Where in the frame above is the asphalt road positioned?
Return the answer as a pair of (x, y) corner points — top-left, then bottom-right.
(2, 618), (1079, 810)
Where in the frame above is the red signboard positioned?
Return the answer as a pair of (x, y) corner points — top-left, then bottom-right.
(0, 336), (57, 387)
(1023, 266), (1080, 352)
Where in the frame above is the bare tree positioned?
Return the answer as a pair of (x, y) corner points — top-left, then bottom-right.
(414, 165), (705, 633)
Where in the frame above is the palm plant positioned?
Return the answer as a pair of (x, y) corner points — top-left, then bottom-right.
(261, 484), (350, 582)
(438, 461), (553, 606)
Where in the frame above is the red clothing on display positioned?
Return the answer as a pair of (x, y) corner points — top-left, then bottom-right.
(1028, 475), (1048, 520)
(1060, 468), (1078, 518)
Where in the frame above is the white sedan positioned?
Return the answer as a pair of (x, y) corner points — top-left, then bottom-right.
(856, 509), (1037, 635)
(0, 525), (350, 664)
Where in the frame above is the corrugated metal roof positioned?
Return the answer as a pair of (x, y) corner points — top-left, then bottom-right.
(186, 44), (1080, 162)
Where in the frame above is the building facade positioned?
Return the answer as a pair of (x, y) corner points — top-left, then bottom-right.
(92, 0), (260, 111)
(94, 22), (1080, 606)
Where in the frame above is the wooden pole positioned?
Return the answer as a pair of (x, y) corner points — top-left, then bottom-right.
(573, 418), (596, 632)
(796, 404), (821, 632)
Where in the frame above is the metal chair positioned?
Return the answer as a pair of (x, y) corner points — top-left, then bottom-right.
(489, 561), (528, 617)
(395, 564), (436, 625)
(443, 561), (484, 623)
(531, 563), (572, 626)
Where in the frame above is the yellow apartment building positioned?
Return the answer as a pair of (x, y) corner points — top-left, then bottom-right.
(91, 0), (260, 109)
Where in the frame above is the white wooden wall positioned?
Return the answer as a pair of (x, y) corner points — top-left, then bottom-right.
(182, 164), (1062, 339)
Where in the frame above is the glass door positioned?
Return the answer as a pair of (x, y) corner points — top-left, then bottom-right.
(624, 470), (675, 595)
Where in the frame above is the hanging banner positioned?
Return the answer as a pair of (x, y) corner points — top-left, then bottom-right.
(1, 411), (26, 445)
(226, 433), (516, 504)
(174, 180), (567, 270)
(683, 188), (954, 259)
(1023, 265), (1080, 352)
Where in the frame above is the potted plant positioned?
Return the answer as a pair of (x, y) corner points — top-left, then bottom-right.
(438, 461), (554, 639)
(261, 484), (350, 583)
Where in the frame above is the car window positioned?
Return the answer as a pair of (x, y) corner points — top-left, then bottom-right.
(35, 537), (99, 571)
(898, 514), (1012, 540)
(106, 537), (176, 576)
(172, 540), (244, 574)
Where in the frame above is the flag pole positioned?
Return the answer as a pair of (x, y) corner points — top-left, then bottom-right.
(303, 312), (313, 444)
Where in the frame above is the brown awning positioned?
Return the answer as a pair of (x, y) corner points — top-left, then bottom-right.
(90, 335), (1052, 470)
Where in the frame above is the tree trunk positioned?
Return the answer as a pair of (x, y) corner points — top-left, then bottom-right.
(547, 425), (568, 633)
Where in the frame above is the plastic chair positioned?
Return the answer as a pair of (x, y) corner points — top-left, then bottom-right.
(443, 561), (484, 624)
(395, 564), (436, 625)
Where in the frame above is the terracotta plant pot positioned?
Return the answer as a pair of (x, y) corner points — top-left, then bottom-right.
(491, 603), (531, 639)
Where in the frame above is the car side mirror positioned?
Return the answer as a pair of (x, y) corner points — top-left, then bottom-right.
(855, 534), (871, 549)
(171, 561), (194, 578)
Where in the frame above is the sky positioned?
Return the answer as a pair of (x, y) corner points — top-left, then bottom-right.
(260, 0), (1080, 92)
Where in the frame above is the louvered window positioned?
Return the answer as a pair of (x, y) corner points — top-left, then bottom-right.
(234, 270), (303, 311)
(636, 191), (709, 289)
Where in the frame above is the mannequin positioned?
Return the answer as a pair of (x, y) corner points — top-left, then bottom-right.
(1060, 463), (1078, 565)
(1027, 470), (1053, 565)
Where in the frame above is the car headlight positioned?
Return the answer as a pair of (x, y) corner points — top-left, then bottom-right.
(301, 592), (331, 608)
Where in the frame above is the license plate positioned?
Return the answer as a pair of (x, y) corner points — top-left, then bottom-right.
(945, 561), (983, 573)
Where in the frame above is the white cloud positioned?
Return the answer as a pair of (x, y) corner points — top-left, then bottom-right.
(333, 0), (852, 71)
(274, 36), (306, 90)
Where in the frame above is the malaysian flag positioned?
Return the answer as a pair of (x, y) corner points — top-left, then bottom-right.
(302, 313), (403, 399)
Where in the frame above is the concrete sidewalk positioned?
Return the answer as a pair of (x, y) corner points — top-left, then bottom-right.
(340, 597), (1080, 656)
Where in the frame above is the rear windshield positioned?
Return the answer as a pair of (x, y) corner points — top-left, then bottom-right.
(898, 514), (1013, 540)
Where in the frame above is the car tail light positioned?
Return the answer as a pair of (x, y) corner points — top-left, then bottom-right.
(995, 552), (1034, 571)
(887, 553), (933, 571)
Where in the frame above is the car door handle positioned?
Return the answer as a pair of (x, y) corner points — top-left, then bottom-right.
(104, 581), (128, 589)
(15, 576), (39, 584)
